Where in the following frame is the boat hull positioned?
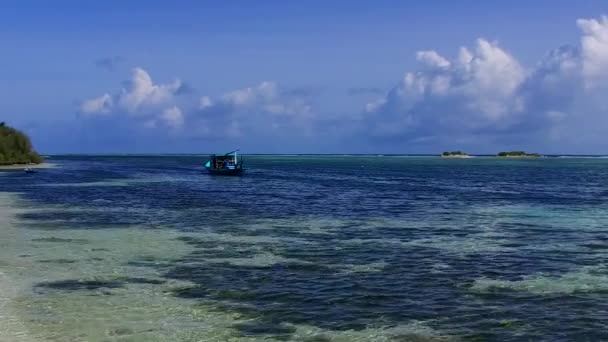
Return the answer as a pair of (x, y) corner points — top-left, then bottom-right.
(205, 167), (244, 176)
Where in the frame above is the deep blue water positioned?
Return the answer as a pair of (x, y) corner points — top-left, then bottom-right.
(2, 155), (608, 341)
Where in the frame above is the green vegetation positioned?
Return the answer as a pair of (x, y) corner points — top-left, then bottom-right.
(0, 122), (43, 165)
(497, 151), (541, 158)
(441, 151), (469, 157)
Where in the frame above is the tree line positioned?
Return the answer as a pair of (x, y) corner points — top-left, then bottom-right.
(0, 122), (43, 165)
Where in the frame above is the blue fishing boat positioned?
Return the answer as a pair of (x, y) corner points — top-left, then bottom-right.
(205, 150), (244, 175)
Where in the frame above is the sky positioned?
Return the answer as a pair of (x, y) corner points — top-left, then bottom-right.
(2, 0), (608, 154)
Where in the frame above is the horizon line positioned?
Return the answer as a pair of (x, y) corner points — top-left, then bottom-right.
(43, 153), (608, 157)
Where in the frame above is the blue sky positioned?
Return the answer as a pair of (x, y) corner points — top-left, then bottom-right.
(2, 1), (608, 154)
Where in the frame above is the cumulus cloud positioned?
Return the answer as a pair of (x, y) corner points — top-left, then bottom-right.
(81, 68), (181, 116)
(160, 106), (184, 129)
(79, 67), (189, 137)
(577, 16), (608, 88)
(143, 106), (185, 130)
(193, 81), (314, 138)
(80, 93), (113, 115)
(364, 38), (525, 138)
(416, 50), (451, 69)
(364, 15), (608, 151)
(79, 69), (315, 143)
(176, 81), (314, 139)
(117, 68), (182, 113)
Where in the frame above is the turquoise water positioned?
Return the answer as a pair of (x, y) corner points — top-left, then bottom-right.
(1, 155), (608, 341)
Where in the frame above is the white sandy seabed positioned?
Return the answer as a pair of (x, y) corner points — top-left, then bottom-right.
(0, 192), (205, 342)
(0, 192), (453, 342)
(0, 193), (38, 342)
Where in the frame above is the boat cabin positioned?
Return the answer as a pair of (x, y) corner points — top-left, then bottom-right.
(205, 150), (244, 175)
(209, 155), (239, 170)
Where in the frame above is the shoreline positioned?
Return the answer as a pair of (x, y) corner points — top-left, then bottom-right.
(0, 163), (56, 170)
(440, 155), (473, 158)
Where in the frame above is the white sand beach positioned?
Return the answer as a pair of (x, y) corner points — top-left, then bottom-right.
(0, 163), (56, 170)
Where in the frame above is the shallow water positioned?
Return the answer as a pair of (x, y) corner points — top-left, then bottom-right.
(1, 155), (608, 341)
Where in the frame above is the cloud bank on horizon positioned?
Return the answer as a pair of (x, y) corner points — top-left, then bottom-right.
(363, 15), (608, 152)
(79, 16), (608, 153)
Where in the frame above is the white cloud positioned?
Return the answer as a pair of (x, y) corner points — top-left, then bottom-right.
(118, 68), (181, 113)
(363, 15), (608, 150)
(81, 67), (181, 116)
(196, 81), (313, 133)
(80, 93), (113, 115)
(577, 16), (608, 88)
(416, 50), (451, 69)
(177, 81), (317, 141)
(222, 81), (276, 106)
(160, 106), (184, 129)
(199, 81), (311, 116)
(79, 67), (317, 142)
(199, 96), (213, 109)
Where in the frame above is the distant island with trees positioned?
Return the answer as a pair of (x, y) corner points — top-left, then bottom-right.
(0, 122), (43, 165)
(439, 150), (543, 158)
(497, 151), (541, 158)
(441, 151), (471, 158)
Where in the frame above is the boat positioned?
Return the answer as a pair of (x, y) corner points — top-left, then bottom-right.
(24, 168), (36, 174)
(205, 150), (244, 175)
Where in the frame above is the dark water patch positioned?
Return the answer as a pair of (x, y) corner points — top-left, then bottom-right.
(160, 236), (600, 339)
(300, 336), (332, 342)
(34, 276), (166, 294)
(38, 258), (77, 264)
(31, 237), (89, 244)
(163, 253), (456, 336)
(594, 235), (608, 241)
(582, 242), (608, 250)
(500, 242), (527, 248)
(107, 327), (134, 336)
(117, 276), (166, 285)
(392, 335), (456, 342)
(35, 279), (124, 292)
(171, 286), (210, 298)
(24, 221), (134, 230)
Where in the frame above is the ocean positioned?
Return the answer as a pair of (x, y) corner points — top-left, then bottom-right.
(1, 155), (608, 341)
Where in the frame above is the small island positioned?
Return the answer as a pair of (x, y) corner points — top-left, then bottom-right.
(497, 151), (541, 158)
(441, 151), (471, 158)
(0, 122), (43, 166)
